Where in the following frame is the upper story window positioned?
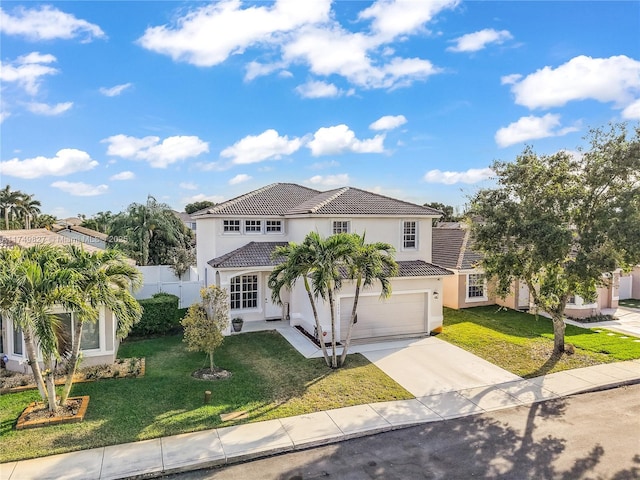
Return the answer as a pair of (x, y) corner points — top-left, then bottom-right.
(266, 220), (282, 233)
(403, 221), (417, 249)
(223, 220), (241, 233)
(333, 221), (350, 234)
(467, 273), (486, 301)
(245, 220), (262, 233)
(230, 274), (258, 310)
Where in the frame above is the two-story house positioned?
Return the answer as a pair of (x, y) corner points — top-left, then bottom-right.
(192, 183), (452, 342)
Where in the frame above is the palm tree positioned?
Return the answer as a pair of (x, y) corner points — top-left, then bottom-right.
(110, 196), (190, 265)
(0, 245), (85, 411)
(16, 194), (41, 229)
(59, 246), (142, 405)
(339, 234), (398, 366)
(0, 185), (23, 230)
(269, 232), (353, 368)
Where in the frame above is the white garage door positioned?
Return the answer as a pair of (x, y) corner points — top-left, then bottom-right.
(339, 292), (428, 341)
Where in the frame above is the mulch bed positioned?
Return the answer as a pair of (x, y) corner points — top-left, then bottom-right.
(295, 325), (341, 348)
(16, 396), (90, 430)
(192, 367), (232, 381)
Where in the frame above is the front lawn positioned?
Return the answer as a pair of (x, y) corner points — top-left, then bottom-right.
(438, 306), (640, 378)
(0, 331), (411, 463)
(619, 299), (640, 309)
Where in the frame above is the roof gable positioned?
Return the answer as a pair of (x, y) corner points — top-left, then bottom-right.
(432, 226), (483, 270)
(194, 183), (441, 218)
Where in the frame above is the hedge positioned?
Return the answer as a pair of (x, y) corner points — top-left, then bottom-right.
(131, 293), (184, 337)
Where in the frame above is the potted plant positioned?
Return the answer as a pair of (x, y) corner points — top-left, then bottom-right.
(231, 317), (244, 332)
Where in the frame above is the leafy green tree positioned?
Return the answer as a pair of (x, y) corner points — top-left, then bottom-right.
(168, 246), (196, 279)
(59, 246), (142, 405)
(32, 214), (58, 230)
(16, 194), (41, 229)
(81, 211), (114, 233)
(184, 201), (215, 214)
(425, 202), (461, 223)
(340, 234), (397, 366)
(181, 286), (229, 371)
(470, 124), (640, 354)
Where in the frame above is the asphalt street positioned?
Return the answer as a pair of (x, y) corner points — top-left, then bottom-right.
(165, 383), (640, 480)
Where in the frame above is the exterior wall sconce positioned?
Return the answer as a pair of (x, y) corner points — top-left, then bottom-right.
(433, 291), (439, 299)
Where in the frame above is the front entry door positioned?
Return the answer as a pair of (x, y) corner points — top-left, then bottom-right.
(264, 295), (282, 319)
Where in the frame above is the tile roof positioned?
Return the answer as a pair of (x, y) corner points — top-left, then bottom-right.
(209, 242), (452, 277)
(193, 183), (320, 217)
(208, 241), (289, 268)
(396, 260), (453, 277)
(432, 226), (483, 270)
(0, 228), (105, 253)
(193, 183), (442, 218)
(53, 224), (109, 241)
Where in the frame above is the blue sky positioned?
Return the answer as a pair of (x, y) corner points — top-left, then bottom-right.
(1, 1), (639, 219)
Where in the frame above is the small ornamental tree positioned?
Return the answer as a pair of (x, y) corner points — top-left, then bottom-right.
(181, 285), (229, 371)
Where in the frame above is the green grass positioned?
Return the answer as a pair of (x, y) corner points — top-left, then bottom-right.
(619, 298), (640, 309)
(0, 331), (412, 463)
(438, 306), (640, 378)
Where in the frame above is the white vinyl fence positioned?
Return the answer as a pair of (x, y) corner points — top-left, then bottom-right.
(134, 265), (204, 308)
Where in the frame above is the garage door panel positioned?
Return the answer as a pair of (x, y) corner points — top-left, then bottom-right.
(340, 293), (427, 340)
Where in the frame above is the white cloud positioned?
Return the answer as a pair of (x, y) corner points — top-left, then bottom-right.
(103, 134), (209, 168)
(0, 149), (98, 179)
(495, 114), (578, 148)
(0, 111), (9, 123)
(295, 80), (341, 98)
(284, 26), (441, 90)
(0, 5), (105, 42)
(220, 129), (302, 164)
(424, 168), (493, 185)
(179, 182), (198, 190)
(138, 0), (331, 67)
(181, 193), (225, 206)
(307, 124), (385, 156)
(306, 174), (350, 187)
(359, 0), (459, 41)
(506, 55), (640, 109)
(51, 181), (108, 196)
(0, 52), (58, 95)
(26, 101), (73, 116)
(369, 114), (407, 131)
(622, 98), (640, 120)
(447, 28), (512, 53)
(109, 171), (135, 181)
(99, 83), (132, 97)
(229, 174), (252, 185)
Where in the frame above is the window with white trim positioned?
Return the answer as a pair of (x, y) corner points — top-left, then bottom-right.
(266, 220), (282, 233)
(230, 275), (258, 310)
(467, 274), (486, 300)
(13, 325), (23, 356)
(332, 221), (350, 234)
(244, 220), (262, 233)
(223, 220), (240, 232)
(403, 221), (417, 249)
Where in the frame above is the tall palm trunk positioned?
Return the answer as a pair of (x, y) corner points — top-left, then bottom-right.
(43, 355), (58, 412)
(340, 277), (362, 366)
(328, 286), (337, 368)
(60, 316), (84, 405)
(304, 277), (330, 366)
(22, 326), (47, 400)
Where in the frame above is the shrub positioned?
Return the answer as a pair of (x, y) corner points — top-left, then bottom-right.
(131, 293), (182, 336)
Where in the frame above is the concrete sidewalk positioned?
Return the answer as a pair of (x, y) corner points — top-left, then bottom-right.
(2, 359), (639, 480)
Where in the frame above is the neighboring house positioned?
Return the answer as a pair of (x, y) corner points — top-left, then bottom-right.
(53, 224), (108, 249)
(174, 211), (197, 232)
(193, 183), (451, 341)
(432, 223), (621, 317)
(0, 229), (127, 372)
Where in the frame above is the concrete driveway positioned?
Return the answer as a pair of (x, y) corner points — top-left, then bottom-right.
(566, 306), (640, 338)
(354, 336), (521, 397)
